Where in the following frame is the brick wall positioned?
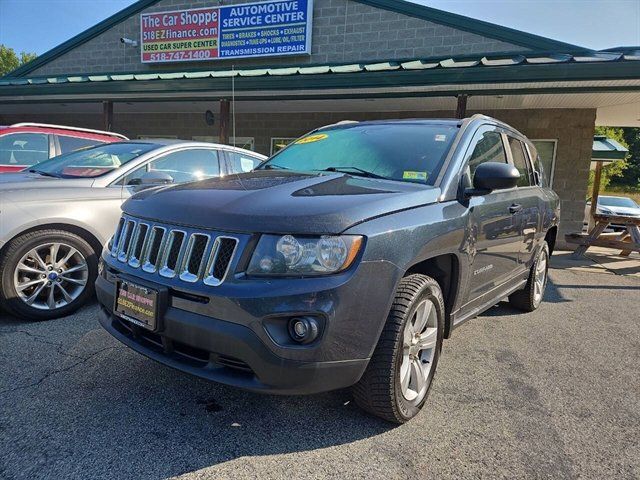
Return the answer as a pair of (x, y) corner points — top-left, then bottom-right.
(30, 0), (527, 76)
(0, 107), (594, 247)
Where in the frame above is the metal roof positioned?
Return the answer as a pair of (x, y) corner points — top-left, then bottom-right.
(592, 136), (629, 161)
(4, 0), (589, 79)
(1, 50), (638, 89)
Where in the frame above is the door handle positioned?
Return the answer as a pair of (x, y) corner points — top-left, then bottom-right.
(509, 203), (523, 214)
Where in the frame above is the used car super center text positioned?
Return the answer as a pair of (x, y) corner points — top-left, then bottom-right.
(1, 0), (639, 423)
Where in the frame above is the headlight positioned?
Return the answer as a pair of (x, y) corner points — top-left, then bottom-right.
(247, 234), (363, 276)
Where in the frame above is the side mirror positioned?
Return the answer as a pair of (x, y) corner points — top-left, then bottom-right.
(140, 171), (174, 185)
(466, 162), (519, 197)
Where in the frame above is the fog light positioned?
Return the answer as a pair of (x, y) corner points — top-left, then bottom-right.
(288, 317), (319, 344)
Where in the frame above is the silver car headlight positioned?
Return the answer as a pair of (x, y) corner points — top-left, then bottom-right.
(247, 234), (363, 276)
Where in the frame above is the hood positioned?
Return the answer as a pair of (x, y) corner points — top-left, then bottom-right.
(0, 172), (95, 192)
(600, 205), (640, 216)
(123, 170), (441, 234)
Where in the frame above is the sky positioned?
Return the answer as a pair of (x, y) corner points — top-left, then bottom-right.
(0, 0), (639, 56)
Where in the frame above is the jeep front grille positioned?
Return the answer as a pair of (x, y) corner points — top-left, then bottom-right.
(111, 216), (238, 285)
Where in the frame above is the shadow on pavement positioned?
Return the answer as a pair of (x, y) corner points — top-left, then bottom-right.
(0, 302), (394, 480)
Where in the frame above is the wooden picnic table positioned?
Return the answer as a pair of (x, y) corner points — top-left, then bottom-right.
(566, 213), (640, 257)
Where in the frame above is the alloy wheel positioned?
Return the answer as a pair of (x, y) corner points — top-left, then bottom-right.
(13, 242), (89, 311)
(399, 298), (438, 405)
(533, 250), (548, 305)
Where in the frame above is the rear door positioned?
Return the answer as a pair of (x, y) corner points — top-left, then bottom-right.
(55, 135), (104, 156)
(0, 132), (50, 171)
(505, 135), (541, 265)
(463, 125), (524, 301)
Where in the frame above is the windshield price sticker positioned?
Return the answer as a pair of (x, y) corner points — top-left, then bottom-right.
(403, 171), (428, 181)
(141, 0), (313, 63)
(295, 133), (328, 144)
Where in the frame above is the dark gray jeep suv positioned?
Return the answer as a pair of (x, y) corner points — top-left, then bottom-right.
(96, 115), (559, 423)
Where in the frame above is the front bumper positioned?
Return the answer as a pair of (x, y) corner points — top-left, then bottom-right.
(96, 254), (402, 394)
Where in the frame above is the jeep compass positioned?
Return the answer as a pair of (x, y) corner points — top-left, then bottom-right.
(96, 115), (559, 423)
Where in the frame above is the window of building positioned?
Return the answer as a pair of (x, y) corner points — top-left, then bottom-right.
(123, 148), (220, 185)
(508, 137), (532, 187)
(196, 136), (255, 151)
(0, 133), (49, 166)
(137, 135), (178, 139)
(57, 135), (103, 154)
(467, 130), (507, 180)
(270, 137), (295, 155)
(531, 140), (557, 187)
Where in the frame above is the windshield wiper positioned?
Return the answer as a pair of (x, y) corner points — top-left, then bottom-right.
(261, 164), (290, 170)
(319, 166), (388, 180)
(28, 169), (59, 178)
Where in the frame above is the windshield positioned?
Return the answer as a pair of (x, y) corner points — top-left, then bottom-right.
(29, 142), (158, 178)
(259, 123), (459, 185)
(599, 196), (639, 208)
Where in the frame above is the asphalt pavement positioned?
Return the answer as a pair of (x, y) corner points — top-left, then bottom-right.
(1, 263), (639, 479)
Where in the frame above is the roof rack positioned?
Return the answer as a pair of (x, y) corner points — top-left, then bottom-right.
(10, 123), (128, 140)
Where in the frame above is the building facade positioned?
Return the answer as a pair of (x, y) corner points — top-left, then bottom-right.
(1, 0), (640, 245)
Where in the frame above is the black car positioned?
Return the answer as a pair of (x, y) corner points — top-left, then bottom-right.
(96, 115), (560, 423)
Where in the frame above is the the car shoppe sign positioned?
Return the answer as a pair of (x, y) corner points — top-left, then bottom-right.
(140, 0), (313, 63)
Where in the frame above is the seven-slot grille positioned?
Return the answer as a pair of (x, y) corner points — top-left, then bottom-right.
(110, 216), (238, 286)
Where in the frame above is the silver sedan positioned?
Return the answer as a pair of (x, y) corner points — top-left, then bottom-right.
(0, 139), (266, 320)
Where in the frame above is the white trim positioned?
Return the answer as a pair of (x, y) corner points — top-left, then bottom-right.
(201, 136), (255, 151)
(10, 123), (127, 140)
(531, 139), (558, 188)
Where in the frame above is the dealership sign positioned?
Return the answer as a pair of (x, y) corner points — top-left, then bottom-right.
(140, 0), (313, 63)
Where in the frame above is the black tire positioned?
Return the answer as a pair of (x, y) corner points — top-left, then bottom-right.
(0, 229), (98, 321)
(353, 274), (444, 423)
(509, 241), (549, 312)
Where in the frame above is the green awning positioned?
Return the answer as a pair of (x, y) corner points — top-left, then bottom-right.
(0, 49), (638, 102)
(592, 136), (629, 161)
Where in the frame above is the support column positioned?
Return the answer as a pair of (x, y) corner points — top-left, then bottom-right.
(588, 161), (603, 230)
(102, 101), (113, 131)
(219, 99), (230, 145)
(455, 94), (468, 119)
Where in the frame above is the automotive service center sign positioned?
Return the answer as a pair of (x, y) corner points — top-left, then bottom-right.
(140, 0), (313, 63)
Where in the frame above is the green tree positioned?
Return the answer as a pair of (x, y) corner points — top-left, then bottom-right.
(609, 128), (640, 189)
(589, 126), (629, 193)
(0, 45), (37, 76)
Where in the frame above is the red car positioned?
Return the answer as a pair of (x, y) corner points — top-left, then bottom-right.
(0, 123), (127, 173)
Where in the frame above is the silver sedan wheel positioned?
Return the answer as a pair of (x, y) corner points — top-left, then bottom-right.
(13, 242), (88, 311)
(533, 250), (548, 305)
(400, 298), (438, 405)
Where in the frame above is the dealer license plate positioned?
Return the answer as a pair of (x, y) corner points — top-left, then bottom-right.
(114, 280), (159, 331)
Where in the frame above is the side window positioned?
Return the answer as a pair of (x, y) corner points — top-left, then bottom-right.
(0, 133), (49, 166)
(227, 151), (263, 173)
(467, 130), (507, 180)
(530, 140), (556, 187)
(123, 148), (221, 185)
(508, 137), (532, 187)
(58, 135), (103, 154)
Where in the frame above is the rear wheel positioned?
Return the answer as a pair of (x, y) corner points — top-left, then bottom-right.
(0, 229), (97, 320)
(353, 274), (444, 423)
(509, 241), (549, 312)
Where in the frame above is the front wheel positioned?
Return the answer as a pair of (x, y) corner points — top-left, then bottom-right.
(0, 229), (98, 320)
(353, 274), (444, 423)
